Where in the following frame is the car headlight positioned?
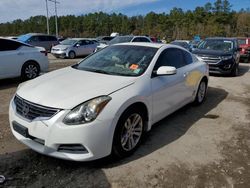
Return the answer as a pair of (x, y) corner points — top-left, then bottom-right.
(62, 48), (68, 51)
(221, 55), (232, 60)
(63, 96), (111, 125)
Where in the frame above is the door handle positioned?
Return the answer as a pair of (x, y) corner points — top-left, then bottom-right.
(183, 72), (189, 77)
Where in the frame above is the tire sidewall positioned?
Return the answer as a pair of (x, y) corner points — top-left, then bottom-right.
(194, 79), (207, 105)
(68, 51), (76, 59)
(112, 108), (145, 158)
(231, 63), (239, 77)
(21, 62), (40, 80)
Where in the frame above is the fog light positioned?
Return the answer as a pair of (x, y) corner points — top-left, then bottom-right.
(57, 144), (88, 154)
(224, 64), (231, 69)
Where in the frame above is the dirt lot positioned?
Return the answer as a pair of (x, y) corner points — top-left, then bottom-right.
(0, 56), (250, 187)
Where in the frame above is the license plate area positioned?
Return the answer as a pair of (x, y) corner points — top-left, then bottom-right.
(12, 121), (30, 138)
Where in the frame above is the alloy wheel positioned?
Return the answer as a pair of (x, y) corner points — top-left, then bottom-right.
(120, 113), (143, 151)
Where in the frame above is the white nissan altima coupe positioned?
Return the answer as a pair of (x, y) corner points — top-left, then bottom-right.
(9, 43), (209, 161)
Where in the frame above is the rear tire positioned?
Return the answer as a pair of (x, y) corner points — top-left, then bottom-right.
(112, 108), (145, 158)
(193, 79), (207, 105)
(68, 51), (76, 59)
(21, 62), (40, 80)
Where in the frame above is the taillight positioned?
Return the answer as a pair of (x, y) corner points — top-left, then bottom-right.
(40, 50), (47, 56)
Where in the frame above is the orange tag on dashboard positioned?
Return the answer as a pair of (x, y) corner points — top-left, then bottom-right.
(129, 64), (139, 70)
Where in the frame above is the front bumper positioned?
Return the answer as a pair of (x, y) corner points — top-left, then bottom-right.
(207, 60), (235, 75)
(9, 98), (114, 161)
(51, 50), (67, 58)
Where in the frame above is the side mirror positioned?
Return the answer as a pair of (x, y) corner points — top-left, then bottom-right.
(155, 66), (177, 76)
(75, 43), (80, 47)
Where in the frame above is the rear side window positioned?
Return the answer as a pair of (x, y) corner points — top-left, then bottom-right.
(29, 36), (40, 42)
(38, 36), (47, 41)
(47, 36), (57, 41)
(154, 48), (186, 70)
(0, 39), (22, 51)
(183, 51), (193, 65)
(133, 37), (150, 42)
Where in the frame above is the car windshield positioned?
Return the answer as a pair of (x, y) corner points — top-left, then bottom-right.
(17, 34), (31, 42)
(108, 36), (134, 45)
(60, 39), (77, 45)
(238, 39), (246, 45)
(74, 45), (158, 77)
(198, 39), (234, 52)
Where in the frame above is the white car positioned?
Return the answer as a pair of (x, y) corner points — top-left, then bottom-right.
(9, 43), (209, 161)
(0, 38), (49, 80)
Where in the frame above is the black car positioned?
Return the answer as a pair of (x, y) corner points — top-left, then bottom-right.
(192, 38), (240, 76)
(170, 40), (192, 51)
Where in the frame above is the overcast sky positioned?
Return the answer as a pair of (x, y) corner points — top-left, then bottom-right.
(0, 0), (248, 23)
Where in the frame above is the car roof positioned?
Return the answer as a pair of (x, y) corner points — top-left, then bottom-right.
(68, 38), (95, 40)
(0, 37), (33, 47)
(205, 37), (236, 41)
(24, 33), (56, 37)
(114, 42), (175, 49)
(172, 40), (190, 43)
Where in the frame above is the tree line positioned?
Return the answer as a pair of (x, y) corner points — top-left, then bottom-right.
(0, 0), (249, 41)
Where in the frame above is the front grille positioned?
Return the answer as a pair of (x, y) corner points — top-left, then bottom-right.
(14, 95), (60, 121)
(197, 55), (221, 64)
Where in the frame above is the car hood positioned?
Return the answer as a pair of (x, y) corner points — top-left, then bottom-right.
(192, 49), (232, 56)
(17, 67), (136, 109)
(53, 44), (71, 49)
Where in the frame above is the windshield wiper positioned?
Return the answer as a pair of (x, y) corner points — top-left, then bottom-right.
(84, 68), (114, 75)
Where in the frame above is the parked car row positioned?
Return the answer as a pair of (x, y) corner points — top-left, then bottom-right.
(2, 31), (248, 162)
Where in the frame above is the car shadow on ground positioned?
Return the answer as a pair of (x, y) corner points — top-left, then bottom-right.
(105, 86), (228, 167)
(0, 149), (111, 187)
(210, 63), (250, 77)
(0, 86), (228, 187)
(0, 78), (21, 90)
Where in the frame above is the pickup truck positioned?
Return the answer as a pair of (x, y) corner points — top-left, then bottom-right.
(238, 38), (250, 63)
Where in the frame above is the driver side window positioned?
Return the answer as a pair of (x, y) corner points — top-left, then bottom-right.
(154, 48), (186, 71)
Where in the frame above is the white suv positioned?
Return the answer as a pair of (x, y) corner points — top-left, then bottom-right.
(0, 38), (49, 80)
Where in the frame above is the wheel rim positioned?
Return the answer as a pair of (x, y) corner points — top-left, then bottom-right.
(121, 113), (143, 151)
(25, 64), (38, 79)
(69, 52), (75, 58)
(198, 82), (206, 103)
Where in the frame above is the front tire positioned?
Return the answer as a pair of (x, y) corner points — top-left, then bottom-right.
(230, 64), (239, 77)
(112, 108), (145, 158)
(68, 51), (76, 59)
(21, 62), (40, 80)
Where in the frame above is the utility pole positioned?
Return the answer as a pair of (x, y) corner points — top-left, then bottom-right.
(49, 0), (60, 37)
(45, 0), (49, 34)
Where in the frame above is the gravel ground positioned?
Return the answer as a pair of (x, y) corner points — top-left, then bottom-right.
(0, 57), (250, 188)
